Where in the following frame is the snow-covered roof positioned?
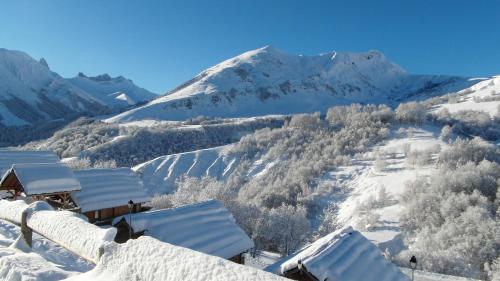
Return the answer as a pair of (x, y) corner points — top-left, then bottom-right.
(277, 227), (408, 281)
(0, 150), (60, 176)
(64, 236), (287, 281)
(1, 163), (81, 195)
(71, 168), (151, 212)
(26, 201), (116, 263)
(112, 200), (254, 259)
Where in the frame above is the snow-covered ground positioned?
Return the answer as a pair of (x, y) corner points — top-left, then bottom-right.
(433, 76), (500, 116)
(0, 219), (93, 281)
(332, 125), (445, 252)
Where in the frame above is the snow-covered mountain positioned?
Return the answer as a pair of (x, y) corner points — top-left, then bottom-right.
(0, 49), (107, 126)
(68, 73), (156, 109)
(0, 48), (155, 126)
(107, 46), (478, 123)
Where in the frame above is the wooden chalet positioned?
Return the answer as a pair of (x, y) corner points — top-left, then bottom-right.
(71, 168), (151, 224)
(265, 227), (408, 281)
(0, 162), (81, 208)
(112, 200), (254, 264)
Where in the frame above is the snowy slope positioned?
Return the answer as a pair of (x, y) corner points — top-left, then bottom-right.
(0, 48), (155, 126)
(68, 73), (156, 108)
(133, 124), (444, 251)
(108, 46), (477, 123)
(134, 145), (239, 195)
(433, 76), (500, 116)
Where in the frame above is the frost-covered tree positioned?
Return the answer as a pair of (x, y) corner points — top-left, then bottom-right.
(395, 102), (427, 125)
(373, 152), (388, 172)
(288, 112), (323, 129)
(400, 139), (500, 279)
(440, 125), (453, 142)
(317, 203), (339, 236)
(489, 257), (500, 281)
(254, 204), (310, 255)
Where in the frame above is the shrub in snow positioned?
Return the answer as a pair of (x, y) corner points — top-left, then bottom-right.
(402, 143), (411, 157)
(489, 257), (500, 281)
(433, 109), (500, 141)
(407, 127), (414, 139)
(317, 203), (339, 237)
(395, 102), (427, 125)
(150, 194), (173, 210)
(288, 112), (323, 129)
(353, 211), (380, 231)
(66, 157), (117, 170)
(439, 125), (453, 142)
(405, 149), (432, 169)
(437, 137), (500, 169)
(253, 204), (310, 255)
(373, 152), (388, 172)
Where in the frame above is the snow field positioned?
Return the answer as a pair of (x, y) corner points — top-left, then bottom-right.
(435, 77), (500, 117)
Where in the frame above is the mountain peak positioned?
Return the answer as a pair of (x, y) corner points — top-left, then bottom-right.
(39, 58), (49, 69)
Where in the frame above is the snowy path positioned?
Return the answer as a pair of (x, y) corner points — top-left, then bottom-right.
(319, 125), (445, 254)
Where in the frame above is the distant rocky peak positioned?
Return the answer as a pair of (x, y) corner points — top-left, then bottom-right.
(39, 58), (49, 69)
(89, 73), (112, 82)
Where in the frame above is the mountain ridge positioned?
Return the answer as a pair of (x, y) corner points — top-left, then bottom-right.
(107, 46), (480, 123)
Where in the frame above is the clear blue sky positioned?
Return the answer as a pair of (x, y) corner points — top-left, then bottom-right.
(1, 0), (499, 94)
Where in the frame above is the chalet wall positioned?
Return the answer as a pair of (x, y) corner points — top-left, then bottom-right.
(85, 204), (142, 223)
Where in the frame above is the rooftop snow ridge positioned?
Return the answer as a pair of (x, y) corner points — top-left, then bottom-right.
(112, 200), (254, 259)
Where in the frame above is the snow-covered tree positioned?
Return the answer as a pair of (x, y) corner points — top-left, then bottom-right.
(254, 204), (310, 255)
(373, 152), (388, 172)
(440, 125), (453, 142)
(395, 102), (427, 125)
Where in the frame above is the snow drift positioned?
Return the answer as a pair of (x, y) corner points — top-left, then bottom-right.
(0, 200), (28, 224)
(25, 202), (116, 263)
(64, 236), (286, 281)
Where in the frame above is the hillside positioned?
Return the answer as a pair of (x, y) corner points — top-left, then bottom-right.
(107, 46), (478, 123)
(134, 83), (500, 279)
